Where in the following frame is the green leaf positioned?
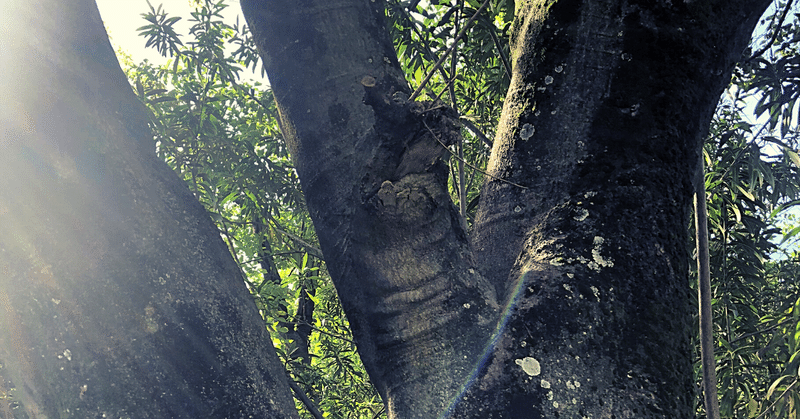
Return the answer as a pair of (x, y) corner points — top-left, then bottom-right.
(149, 96), (176, 104)
(735, 184), (755, 201)
(145, 88), (168, 96)
(785, 148), (800, 168)
(731, 204), (742, 223)
(781, 225), (800, 244)
(767, 375), (792, 399)
(748, 398), (759, 417)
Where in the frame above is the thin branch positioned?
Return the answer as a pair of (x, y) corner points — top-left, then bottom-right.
(728, 317), (797, 345)
(286, 377), (325, 419)
(270, 223), (325, 259)
(694, 151), (721, 419)
(210, 213), (325, 259)
(487, 22), (512, 77)
(459, 117), (493, 147)
(448, 1), (462, 112)
(432, 73), (457, 103)
(451, 1), (468, 227)
(409, 0), (491, 101)
(422, 119), (528, 189)
(755, 378), (799, 419)
(464, 157), (479, 196)
(747, 0), (795, 62)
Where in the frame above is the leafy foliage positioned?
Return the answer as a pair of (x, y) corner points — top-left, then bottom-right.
(385, 0), (512, 224)
(693, 3), (800, 417)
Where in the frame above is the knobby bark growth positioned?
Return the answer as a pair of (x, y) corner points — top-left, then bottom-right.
(242, 0), (770, 418)
(0, 1), (298, 417)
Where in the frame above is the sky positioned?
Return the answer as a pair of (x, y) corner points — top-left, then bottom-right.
(95, 0), (243, 65)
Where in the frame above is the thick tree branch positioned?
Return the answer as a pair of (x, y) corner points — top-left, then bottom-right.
(0, 1), (300, 416)
(241, 1), (500, 417)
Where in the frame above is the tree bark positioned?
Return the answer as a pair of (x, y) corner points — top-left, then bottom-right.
(243, 0), (769, 418)
(0, 1), (298, 417)
(241, 1), (501, 417)
(463, 1), (769, 416)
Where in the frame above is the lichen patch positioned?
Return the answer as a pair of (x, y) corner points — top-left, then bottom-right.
(516, 356), (541, 376)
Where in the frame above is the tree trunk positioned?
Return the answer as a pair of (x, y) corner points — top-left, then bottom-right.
(0, 1), (298, 417)
(242, 0), (769, 418)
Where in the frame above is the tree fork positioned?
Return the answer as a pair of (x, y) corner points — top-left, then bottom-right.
(242, 0), (771, 417)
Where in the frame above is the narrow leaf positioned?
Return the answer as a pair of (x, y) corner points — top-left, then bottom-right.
(786, 148), (800, 168)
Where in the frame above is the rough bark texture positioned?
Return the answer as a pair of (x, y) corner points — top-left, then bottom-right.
(241, 1), (501, 417)
(243, 0), (770, 418)
(0, 1), (298, 417)
(461, 1), (769, 417)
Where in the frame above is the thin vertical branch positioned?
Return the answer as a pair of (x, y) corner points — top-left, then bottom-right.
(695, 151), (721, 419)
(487, 23), (512, 77)
(450, 0), (468, 227)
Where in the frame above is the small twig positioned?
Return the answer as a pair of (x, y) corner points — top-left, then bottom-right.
(487, 22), (512, 77)
(409, 0), (492, 101)
(459, 117), (493, 147)
(422, 120), (528, 189)
(269, 222), (325, 259)
(747, 0), (795, 62)
(755, 378), (799, 419)
(728, 317), (797, 345)
(286, 377), (325, 419)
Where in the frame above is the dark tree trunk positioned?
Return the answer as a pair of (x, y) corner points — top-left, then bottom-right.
(457, 1), (771, 417)
(0, 1), (298, 417)
(242, 0), (770, 418)
(242, 1), (502, 416)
